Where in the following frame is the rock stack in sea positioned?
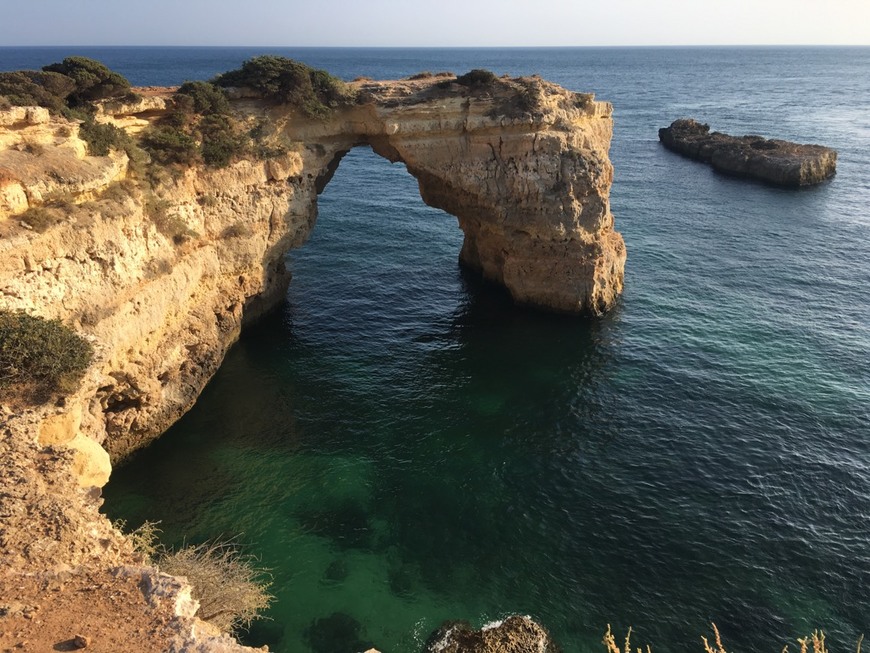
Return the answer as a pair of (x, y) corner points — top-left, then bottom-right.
(658, 118), (837, 187)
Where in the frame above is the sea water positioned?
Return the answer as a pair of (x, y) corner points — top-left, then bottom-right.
(3, 46), (868, 653)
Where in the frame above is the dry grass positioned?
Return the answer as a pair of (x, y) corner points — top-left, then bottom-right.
(146, 195), (198, 244)
(604, 624), (651, 653)
(702, 623), (727, 653)
(115, 521), (272, 635)
(604, 624), (864, 653)
(158, 539), (273, 633)
(19, 206), (61, 232)
(221, 222), (253, 239)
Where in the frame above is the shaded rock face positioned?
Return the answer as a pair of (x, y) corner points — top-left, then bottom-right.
(425, 616), (560, 653)
(658, 118), (837, 187)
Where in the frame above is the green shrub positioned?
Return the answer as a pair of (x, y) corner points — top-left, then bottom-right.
(455, 69), (499, 87)
(0, 70), (74, 113)
(176, 81), (230, 115)
(78, 118), (129, 156)
(213, 56), (355, 118)
(0, 310), (93, 401)
(0, 59), (131, 116)
(42, 56), (131, 105)
(198, 114), (247, 167)
(141, 125), (198, 166)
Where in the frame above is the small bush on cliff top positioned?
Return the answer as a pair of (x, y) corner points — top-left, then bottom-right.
(78, 118), (132, 156)
(42, 56), (131, 106)
(198, 113), (248, 167)
(0, 70), (75, 114)
(0, 58), (131, 118)
(141, 125), (198, 166)
(142, 83), (245, 169)
(212, 56), (355, 118)
(0, 310), (93, 401)
(175, 80), (231, 116)
(455, 69), (499, 87)
(116, 522), (273, 635)
(159, 539), (273, 633)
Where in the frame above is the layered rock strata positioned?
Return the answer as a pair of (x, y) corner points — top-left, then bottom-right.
(659, 118), (837, 187)
(0, 75), (624, 651)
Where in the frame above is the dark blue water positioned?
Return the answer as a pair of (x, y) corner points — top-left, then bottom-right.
(4, 47), (868, 652)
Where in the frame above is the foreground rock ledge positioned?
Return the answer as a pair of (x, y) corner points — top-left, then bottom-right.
(658, 118), (837, 187)
(1, 74), (622, 652)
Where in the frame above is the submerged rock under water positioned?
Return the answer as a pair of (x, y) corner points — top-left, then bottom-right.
(304, 611), (375, 653)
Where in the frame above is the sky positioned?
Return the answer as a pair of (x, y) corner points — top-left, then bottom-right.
(1, 0), (868, 47)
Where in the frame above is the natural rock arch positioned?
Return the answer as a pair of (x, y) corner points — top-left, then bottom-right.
(251, 76), (625, 316)
(0, 75), (626, 467)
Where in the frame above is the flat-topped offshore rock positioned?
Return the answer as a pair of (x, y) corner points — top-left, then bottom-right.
(659, 118), (837, 187)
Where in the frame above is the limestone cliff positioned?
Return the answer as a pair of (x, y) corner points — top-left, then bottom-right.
(0, 74), (623, 651)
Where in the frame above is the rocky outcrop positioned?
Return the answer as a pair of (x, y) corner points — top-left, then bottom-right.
(425, 616), (560, 653)
(658, 118), (837, 187)
(0, 74), (623, 652)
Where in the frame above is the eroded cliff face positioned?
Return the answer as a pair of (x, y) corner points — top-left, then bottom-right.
(0, 75), (623, 651)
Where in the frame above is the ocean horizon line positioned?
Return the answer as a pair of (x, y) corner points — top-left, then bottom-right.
(1, 43), (868, 50)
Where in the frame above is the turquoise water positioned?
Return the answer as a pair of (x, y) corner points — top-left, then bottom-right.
(4, 47), (867, 652)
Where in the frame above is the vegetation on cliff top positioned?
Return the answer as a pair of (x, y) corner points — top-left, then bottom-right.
(140, 80), (248, 168)
(0, 56), (133, 117)
(212, 55), (356, 118)
(0, 57), (148, 167)
(0, 310), (93, 403)
(141, 75), (292, 169)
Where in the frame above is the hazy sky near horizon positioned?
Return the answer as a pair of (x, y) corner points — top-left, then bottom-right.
(2, 0), (868, 47)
